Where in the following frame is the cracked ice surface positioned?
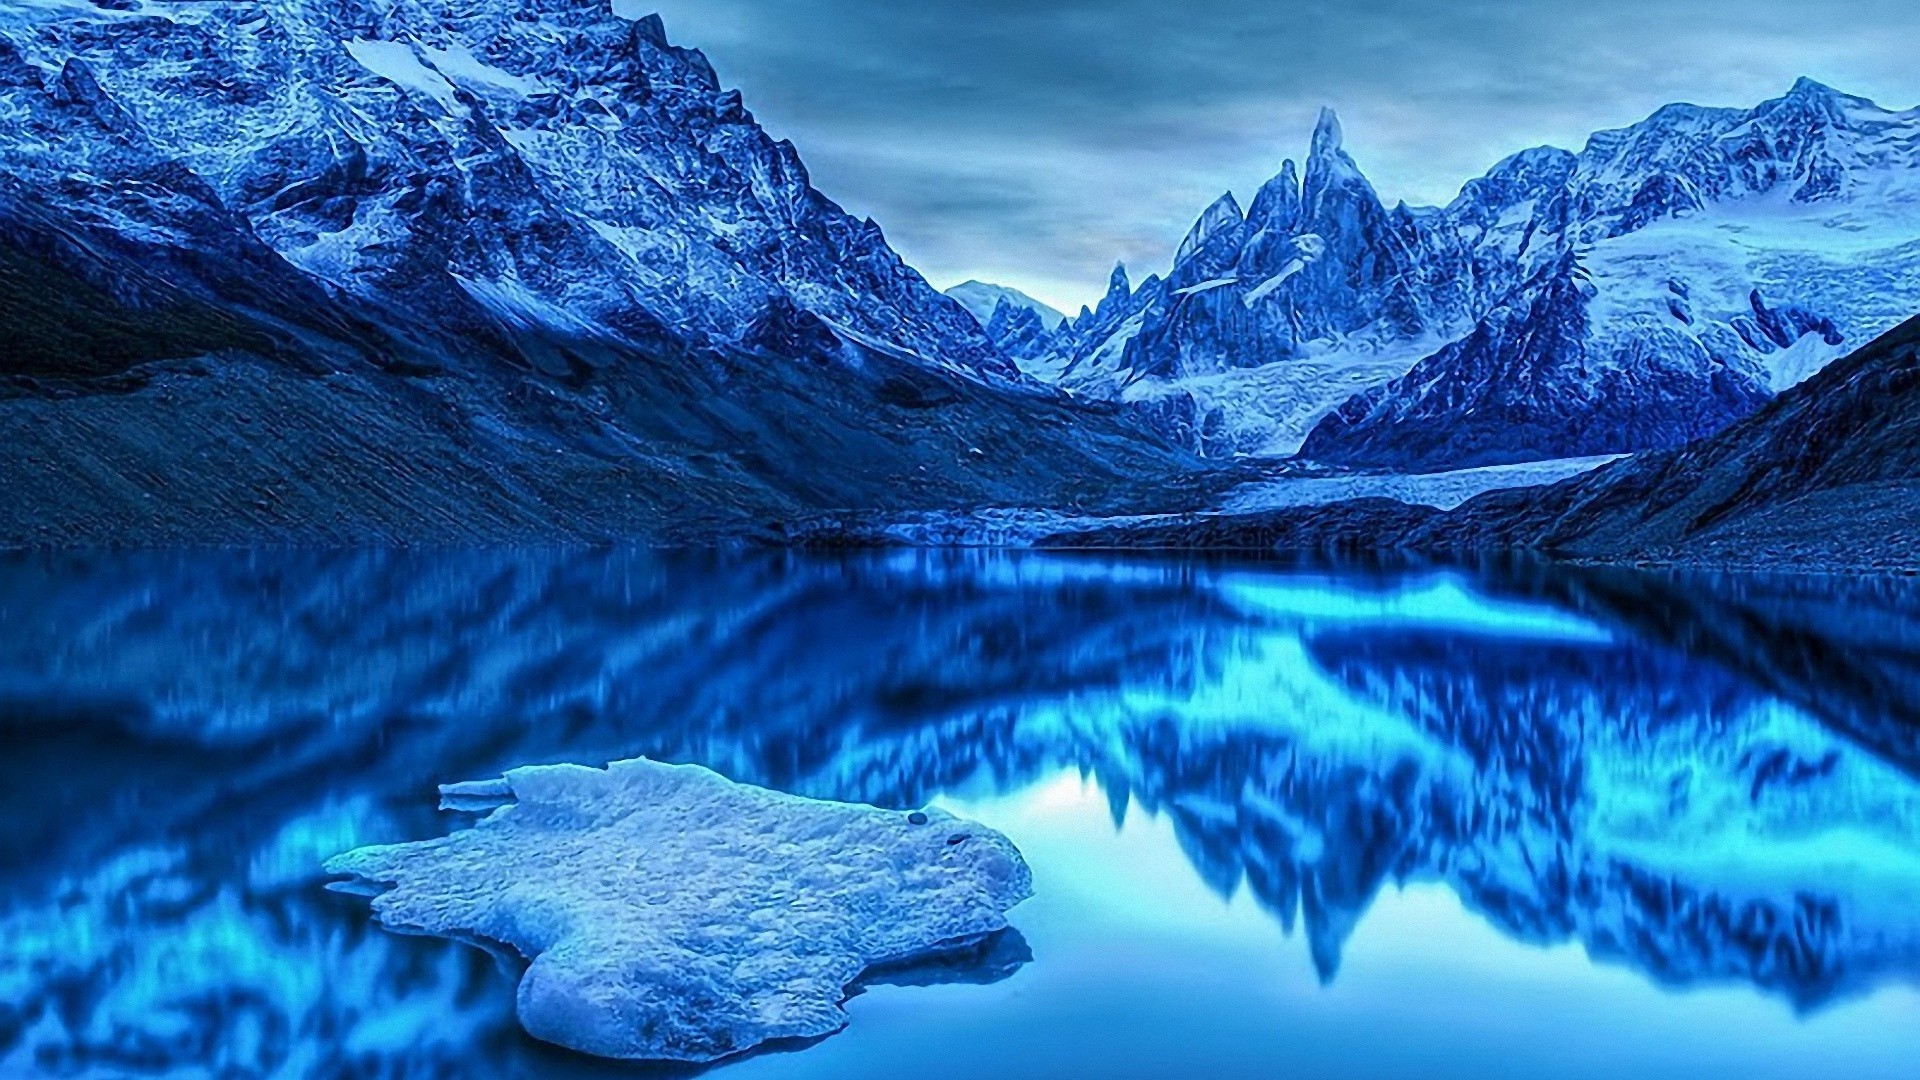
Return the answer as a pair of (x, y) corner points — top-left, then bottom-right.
(325, 758), (1032, 1063)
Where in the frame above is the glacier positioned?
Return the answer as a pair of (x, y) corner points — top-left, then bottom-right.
(324, 757), (1033, 1063)
(1024, 81), (1920, 469)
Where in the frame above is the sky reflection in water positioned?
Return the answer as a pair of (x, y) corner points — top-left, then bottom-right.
(1, 549), (1918, 1079)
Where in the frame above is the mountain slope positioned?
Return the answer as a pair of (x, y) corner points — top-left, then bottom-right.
(0, 1), (1198, 545)
(1437, 313), (1920, 568)
(1299, 253), (1774, 469)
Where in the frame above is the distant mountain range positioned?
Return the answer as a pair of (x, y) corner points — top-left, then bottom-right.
(944, 280), (1067, 366)
(1001, 82), (1920, 469)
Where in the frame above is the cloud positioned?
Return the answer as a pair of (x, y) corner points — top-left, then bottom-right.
(627, 0), (1920, 312)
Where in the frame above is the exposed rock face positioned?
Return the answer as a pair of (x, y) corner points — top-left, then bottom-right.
(1, 0), (1010, 377)
(983, 299), (1056, 362)
(1446, 314), (1920, 568)
(0, 0), (1194, 545)
(1034, 80), (1920, 464)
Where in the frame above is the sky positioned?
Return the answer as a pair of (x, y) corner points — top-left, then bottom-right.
(623, 0), (1920, 314)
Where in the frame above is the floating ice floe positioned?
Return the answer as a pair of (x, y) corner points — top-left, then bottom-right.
(325, 758), (1032, 1063)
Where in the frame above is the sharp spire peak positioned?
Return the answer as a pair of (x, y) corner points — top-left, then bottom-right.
(632, 12), (669, 47)
(1311, 107), (1344, 154)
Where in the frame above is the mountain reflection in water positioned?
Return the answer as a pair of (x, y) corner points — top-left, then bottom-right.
(2, 550), (1919, 1079)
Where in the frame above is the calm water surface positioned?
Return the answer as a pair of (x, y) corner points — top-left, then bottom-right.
(3, 550), (1919, 1079)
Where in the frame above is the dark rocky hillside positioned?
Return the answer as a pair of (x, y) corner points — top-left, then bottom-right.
(1442, 314), (1920, 568)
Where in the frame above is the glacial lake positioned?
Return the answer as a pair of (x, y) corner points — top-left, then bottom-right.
(3, 549), (1919, 1079)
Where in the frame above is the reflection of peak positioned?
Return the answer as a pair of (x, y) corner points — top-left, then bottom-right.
(1102, 775), (1133, 829)
(1485, 564), (1920, 782)
(12, 549), (1920, 1038)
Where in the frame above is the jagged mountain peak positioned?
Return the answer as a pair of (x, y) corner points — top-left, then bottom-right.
(1777, 75), (1870, 108)
(1743, 76), (1903, 146)
(983, 298), (1056, 361)
(1089, 261), (1136, 320)
(1030, 78), (1920, 463)
(1246, 159), (1302, 233)
(1309, 106), (1344, 155)
(630, 10), (669, 46)
(1302, 106), (1382, 219)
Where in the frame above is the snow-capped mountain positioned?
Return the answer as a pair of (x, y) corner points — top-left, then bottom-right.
(0, 0), (1009, 377)
(946, 280), (1066, 331)
(1298, 252), (1781, 468)
(0, 0), (1194, 544)
(947, 279), (1067, 363)
(1035, 81), (1920, 467)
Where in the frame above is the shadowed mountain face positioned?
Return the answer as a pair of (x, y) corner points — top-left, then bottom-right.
(1297, 254), (1776, 470)
(0, 1), (1195, 545)
(4, 551), (1920, 1075)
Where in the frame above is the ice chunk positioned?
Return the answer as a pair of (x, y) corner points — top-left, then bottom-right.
(324, 758), (1033, 1063)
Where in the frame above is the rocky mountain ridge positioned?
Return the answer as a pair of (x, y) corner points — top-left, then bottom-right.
(1022, 81), (1920, 468)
